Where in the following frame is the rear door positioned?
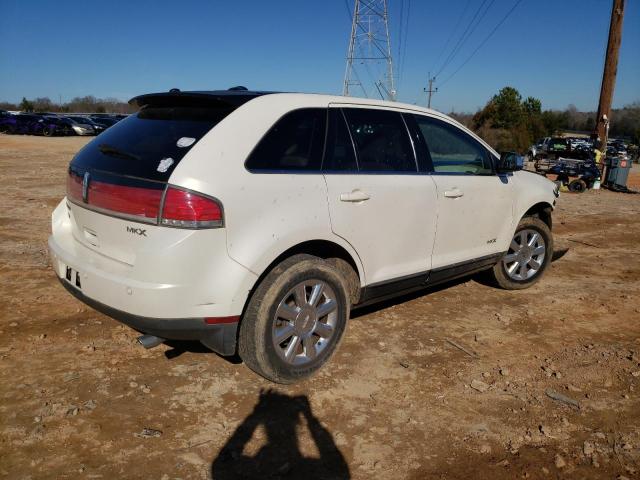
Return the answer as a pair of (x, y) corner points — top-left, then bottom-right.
(412, 114), (514, 269)
(323, 106), (438, 286)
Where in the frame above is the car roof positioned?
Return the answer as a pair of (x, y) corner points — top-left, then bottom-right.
(128, 89), (498, 157)
(129, 89), (443, 117)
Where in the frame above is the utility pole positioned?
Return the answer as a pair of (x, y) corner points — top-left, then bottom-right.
(595, 0), (625, 152)
(424, 73), (437, 109)
(343, 0), (396, 101)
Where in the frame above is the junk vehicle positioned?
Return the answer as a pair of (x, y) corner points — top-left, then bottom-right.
(49, 88), (558, 383)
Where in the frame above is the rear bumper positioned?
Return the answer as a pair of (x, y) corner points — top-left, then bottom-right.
(58, 277), (238, 355)
(48, 199), (257, 319)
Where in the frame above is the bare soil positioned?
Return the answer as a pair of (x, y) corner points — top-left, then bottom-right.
(1, 135), (639, 480)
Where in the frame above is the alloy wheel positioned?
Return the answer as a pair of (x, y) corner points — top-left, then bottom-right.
(272, 279), (338, 366)
(503, 229), (546, 281)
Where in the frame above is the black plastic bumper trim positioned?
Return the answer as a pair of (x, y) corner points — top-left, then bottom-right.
(57, 277), (238, 356)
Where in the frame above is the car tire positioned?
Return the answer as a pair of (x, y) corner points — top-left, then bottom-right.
(489, 216), (553, 290)
(42, 126), (53, 137)
(238, 254), (350, 384)
(0, 125), (14, 134)
(568, 179), (587, 193)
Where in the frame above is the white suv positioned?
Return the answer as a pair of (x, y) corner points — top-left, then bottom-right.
(49, 89), (558, 383)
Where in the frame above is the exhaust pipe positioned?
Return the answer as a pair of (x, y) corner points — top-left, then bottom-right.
(137, 334), (165, 349)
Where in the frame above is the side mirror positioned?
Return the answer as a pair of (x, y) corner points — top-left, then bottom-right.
(498, 151), (521, 172)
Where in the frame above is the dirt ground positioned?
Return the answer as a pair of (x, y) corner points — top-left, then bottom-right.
(1, 135), (639, 480)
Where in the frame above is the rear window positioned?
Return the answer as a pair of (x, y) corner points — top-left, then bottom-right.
(69, 106), (232, 182)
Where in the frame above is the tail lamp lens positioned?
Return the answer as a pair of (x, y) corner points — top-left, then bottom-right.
(160, 187), (223, 228)
(67, 171), (162, 220)
(66, 172), (223, 229)
(89, 181), (163, 219)
(67, 171), (83, 202)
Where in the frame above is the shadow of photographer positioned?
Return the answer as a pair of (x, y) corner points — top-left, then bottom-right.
(211, 389), (350, 479)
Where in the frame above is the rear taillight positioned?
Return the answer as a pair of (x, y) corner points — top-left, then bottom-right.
(90, 181), (163, 219)
(67, 172), (83, 202)
(66, 171), (223, 229)
(160, 186), (223, 228)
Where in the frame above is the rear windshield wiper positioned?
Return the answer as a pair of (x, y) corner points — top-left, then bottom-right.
(99, 144), (140, 162)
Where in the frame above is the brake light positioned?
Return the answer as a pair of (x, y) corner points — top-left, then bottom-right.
(67, 171), (83, 202)
(90, 181), (163, 219)
(160, 186), (223, 228)
(66, 172), (222, 229)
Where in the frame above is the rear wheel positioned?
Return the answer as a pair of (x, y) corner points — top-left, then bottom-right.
(42, 126), (53, 137)
(239, 254), (349, 384)
(0, 124), (14, 134)
(489, 216), (553, 290)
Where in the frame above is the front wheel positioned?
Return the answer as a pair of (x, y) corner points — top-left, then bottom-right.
(238, 255), (350, 384)
(489, 216), (553, 290)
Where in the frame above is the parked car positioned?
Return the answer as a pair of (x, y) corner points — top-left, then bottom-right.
(37, 116), (73, 136)
(89, 116), (119, 129)
(1, 114), (61, 136)
(49, 90), (558, 383)
(0, 112), (17, 133)
(546, 137), (572, 159)
(528, 137), (550, 159)
(59, 116), (95, 136)
(66, 116), (105, 135)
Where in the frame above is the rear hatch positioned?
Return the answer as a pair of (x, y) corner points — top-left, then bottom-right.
(66, 93), (254, 264)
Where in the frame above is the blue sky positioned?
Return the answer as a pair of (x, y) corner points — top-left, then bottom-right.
(0, 0), (638, 112)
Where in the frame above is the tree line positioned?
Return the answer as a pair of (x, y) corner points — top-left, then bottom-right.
(0, 96), (137, 114)
(2, 89), (639, 153)
(448, 86), (639, 153)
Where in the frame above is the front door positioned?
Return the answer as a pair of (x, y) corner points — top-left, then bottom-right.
(411, 114), (514, 269)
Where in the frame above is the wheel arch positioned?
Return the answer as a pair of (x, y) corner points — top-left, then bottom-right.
(241, 239), (364, 318)
(523, 202), (553, 230)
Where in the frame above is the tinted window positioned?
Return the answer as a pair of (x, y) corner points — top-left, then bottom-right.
(246, 109), (326, 171)
(323, 109), (357, 171)
(70, 106), (231, 182)
(342, 108), (416, 173)
(413, 115), (493, 175)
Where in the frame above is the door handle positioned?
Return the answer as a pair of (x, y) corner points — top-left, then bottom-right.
(340, 190), (371, 202)
(443, 188), (464, 198)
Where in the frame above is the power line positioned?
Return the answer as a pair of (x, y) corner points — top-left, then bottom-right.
(397, 0), (405, 61)
(430, 0), (471, 72)
(398, 0), (411, 90)
(433, 0), (488, 76)
(434, 0), (495, 78)
(438, 0), (524, 87)
(344, 0), (353, 22)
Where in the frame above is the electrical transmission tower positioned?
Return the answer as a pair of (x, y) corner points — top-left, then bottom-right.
(343, 0), (396, 101)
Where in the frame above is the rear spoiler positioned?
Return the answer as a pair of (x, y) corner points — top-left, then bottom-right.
(129, 90), (275, 109)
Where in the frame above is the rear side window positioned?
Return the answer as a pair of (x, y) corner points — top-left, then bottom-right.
(70, 106), (231, 182)
(413, 115), (493, 175)
(342, 108), (416, 173)
(323, 109), (358, 172)
(246, 108), (326, 171)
